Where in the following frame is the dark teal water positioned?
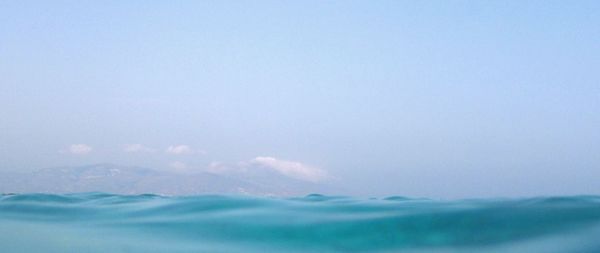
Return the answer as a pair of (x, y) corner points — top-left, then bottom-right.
(1, 193), (600, 252)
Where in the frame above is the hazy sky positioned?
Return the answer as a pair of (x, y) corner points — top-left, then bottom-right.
(1, 1), (599, 198)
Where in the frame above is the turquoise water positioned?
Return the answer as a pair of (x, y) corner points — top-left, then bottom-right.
(1, 193), (600, 252)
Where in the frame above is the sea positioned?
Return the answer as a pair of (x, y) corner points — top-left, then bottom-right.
(1, 193), (600, 253)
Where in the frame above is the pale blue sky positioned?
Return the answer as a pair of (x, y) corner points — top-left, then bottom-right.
(1, 1), (599, 197)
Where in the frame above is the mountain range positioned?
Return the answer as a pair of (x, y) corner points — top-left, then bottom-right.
(0, 164), (335, 196)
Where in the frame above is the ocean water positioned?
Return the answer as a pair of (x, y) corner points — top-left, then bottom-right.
(1, 193), (600, 253)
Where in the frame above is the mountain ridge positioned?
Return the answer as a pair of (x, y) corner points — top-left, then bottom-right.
(0, 164), (332, 196)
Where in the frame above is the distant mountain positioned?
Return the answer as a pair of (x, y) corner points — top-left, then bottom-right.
(0, 164), (334, 196)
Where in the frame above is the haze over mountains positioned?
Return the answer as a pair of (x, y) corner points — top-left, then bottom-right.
(0, 164), (334, 196)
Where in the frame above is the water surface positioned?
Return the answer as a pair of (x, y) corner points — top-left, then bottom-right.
(1, 193), (600, 252)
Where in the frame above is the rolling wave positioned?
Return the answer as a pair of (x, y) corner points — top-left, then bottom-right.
(1, 193), (600, 252)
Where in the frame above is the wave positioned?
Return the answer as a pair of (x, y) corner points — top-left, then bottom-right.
(2, 193), (600, 252)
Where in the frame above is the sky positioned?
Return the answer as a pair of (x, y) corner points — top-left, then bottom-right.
(1, 1), (599, 198)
